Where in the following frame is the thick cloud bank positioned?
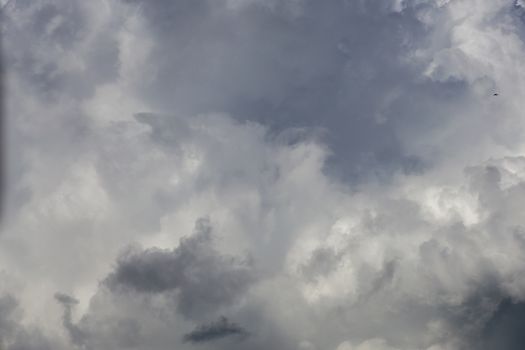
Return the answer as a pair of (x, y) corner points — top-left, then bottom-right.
(2, 0), (525, 349)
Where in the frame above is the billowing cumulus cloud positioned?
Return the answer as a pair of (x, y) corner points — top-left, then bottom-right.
(2, 0), (525, 349)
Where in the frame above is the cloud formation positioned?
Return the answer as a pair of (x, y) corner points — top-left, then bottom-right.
(106, 218), (256, 318)
(2, 0), (525, 349)
(182, 316), (249, 344)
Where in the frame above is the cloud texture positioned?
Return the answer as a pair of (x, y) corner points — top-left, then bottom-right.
(2, 0), (525, 349)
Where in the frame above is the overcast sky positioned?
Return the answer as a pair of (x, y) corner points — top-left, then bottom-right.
(2, 0), (525, 349)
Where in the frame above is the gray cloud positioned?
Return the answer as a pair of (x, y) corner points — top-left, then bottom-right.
(3, 0), (525, 350)
(54, 293), (79, 306)
(0, 294), (18, 346)
(0, 294), (65, 350)
(54, 293), (87, 347)
(116, 0), (437, 180)
(106, 218), (256, 318)
(479, 299), (525, 350)
(107, 0), (525, 185)
(182, 316), (249, 344)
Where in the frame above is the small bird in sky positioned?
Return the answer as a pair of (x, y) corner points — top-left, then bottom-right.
(493, 93), (499, 96)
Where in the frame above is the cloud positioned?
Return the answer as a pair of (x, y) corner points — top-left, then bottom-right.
(106, 218), (256, 318)
(106, 0), (525, 181)
(54, 293), (87, 346)
(182, 316), (249, 344)
(336, 338), (400, 350)
(0, 294), (66, 350)
(107, 0), (436, 179)
(479, 299), (525, 350)
(2, 0), (525, 350)
(54, 293), (79, 306)
(0, 294), (18, 346)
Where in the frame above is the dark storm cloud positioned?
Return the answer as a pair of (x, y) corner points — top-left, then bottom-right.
(479, 299), (525, 350)
(2, 0), (120, 100)
(435, 289), (525, 350)
(106, 218), (256, 318)
(183, 316), (249, 344)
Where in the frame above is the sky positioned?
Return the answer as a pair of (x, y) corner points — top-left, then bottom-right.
(2, 0), (525, 349)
